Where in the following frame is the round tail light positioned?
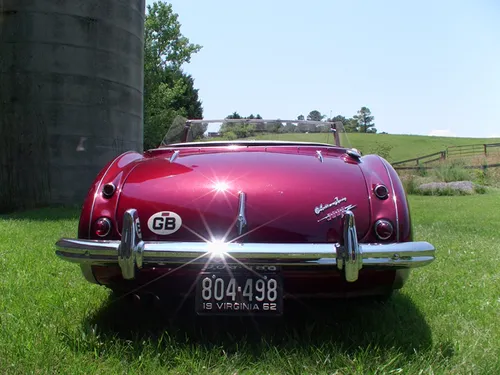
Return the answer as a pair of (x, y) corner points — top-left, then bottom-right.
(95, 217), (112, 237)
(374, 219), (393, 240)
(374, 184), (389, 200)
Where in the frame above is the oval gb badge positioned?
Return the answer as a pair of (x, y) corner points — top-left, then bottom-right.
(147, 211), (182, 235)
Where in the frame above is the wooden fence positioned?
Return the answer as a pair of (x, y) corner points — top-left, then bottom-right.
(394, 163), (500, 171)
(392, 143), (500, 168)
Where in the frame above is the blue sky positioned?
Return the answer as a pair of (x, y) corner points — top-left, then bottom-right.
(146, 0), (500, 138)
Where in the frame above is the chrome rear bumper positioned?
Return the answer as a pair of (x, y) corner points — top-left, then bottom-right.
(55, 209), (435, 282)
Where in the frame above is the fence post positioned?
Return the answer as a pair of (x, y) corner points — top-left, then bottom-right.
(484, 144), (487, 156)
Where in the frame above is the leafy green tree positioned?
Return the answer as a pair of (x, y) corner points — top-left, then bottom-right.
(219, 123), (255, 138)
(143, 2), (203, 149)
(354, 107), (376, 133)
(222, 131), (237, 140)
(307, 110), (325, 122)
(226, 112), (242, 119)
(222, 113), (266, 134)
(144, 2), (202, 72)
(144, 67), (203, 149)
(297, 114), (305, 121)
(327, 115), (358, 133)
(345, 118), (359, 132)
(329, 115), (346, 125)
(265, 120), (283, 133)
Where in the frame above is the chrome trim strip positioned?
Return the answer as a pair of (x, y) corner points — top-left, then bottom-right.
(56, 208), (435, 282)
(185, 119), (340, 126)
(380, 158), (400, 242)
(236, 192), (248, 236)
(169, 150), (180, 163)
(316, 150), (324, 163)
(166, 141), (342, 148)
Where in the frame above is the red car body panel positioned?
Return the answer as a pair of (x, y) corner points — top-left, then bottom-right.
(77, 144), (412, 297)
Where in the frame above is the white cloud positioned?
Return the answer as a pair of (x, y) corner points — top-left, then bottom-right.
(428, 129), (457, 137)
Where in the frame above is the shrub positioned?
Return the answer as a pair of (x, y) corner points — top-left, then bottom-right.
(433, 159), (472, 182)
(222, 131), (237, 140)
(401, 174), (419, 195)
(473, 167), (488, 186)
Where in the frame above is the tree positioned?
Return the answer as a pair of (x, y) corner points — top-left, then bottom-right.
(345, 118), (359, 133)
(143, 2), (203, 149)
(354, 107), (376, 133)
(219, 122), (255, 138)
(327, 115), (359, 133)
(297, 114), (305, 121)
(144, 67), (203, 149)
(265, 120), (283, 133)
(307, 110), (325, 122)
(328, 115), (346, 125)
(226, 112), (242, 119)
(144, 2), (202, 72)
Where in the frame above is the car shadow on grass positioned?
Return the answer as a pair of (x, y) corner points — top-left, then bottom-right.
(78, 291), (433, 357)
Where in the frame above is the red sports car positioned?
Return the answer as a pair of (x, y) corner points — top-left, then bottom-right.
(56, 118), (435, 315)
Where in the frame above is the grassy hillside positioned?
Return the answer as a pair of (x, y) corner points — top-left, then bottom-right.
(224, 132), (500, 163)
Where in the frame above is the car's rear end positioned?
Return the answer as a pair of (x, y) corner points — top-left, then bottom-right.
(56, 128), (435, 316)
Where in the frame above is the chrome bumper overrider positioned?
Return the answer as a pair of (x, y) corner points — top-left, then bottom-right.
(55, 209), (435, 282)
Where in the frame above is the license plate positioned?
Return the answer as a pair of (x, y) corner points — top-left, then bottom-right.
(195, 268), (283, 316)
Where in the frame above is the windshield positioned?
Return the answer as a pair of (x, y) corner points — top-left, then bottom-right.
(160, 116), (353, 149)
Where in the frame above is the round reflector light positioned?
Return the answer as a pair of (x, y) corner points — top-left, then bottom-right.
(374, 219), (393, 240)
(95, 217), (112, 237)
(374, 184), (389, 200)
(102, 183), (116, 199)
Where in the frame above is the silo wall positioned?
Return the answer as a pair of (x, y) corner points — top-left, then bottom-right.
(0, 0), (145, 212)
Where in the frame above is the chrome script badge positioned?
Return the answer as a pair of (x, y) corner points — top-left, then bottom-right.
(317, 204), (357, 223)
(314, 196), (348, 215)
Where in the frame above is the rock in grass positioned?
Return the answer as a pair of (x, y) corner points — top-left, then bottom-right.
(417, 181), (484, 195)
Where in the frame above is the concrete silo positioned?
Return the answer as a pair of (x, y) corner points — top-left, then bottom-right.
(0, 0), (145, 212)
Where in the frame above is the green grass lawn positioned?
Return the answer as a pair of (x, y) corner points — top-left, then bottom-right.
(220, 132), (500, 163)
(1, 192), (500, 374)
